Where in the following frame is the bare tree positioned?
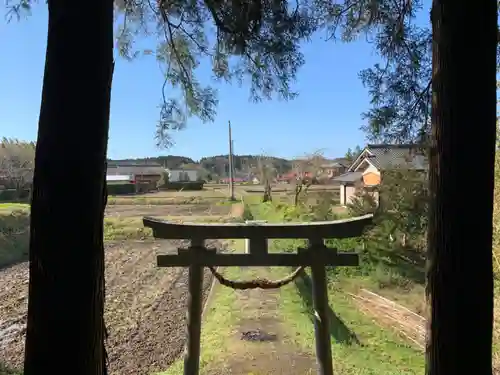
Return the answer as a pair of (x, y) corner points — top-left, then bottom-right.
(291, 150), (326, 206)
(290, 159), (309, 206)
(254, 155), (276, 203)
(0, 138), (35, 198)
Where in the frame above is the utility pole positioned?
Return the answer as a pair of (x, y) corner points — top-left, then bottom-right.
(228, 120), (235, 200)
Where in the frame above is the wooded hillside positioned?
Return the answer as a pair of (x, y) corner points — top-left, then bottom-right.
(108, 154), (349, 178)
(108, 154), (294, 176)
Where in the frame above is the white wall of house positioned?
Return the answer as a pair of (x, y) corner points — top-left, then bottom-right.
(106, 174), (134, 185)
(354, 158), (378, 173)
(346, 186), (356, 205)
(340, 184), (346, 205)
(168, 169), (199, 182)
(339, 184), (357, 206)
(362, 163), (380, 175)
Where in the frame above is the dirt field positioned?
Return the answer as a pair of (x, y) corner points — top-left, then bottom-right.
(0, 239), (225, 375)
(115, 190), (227, 199)
(0, 190), (237, 374)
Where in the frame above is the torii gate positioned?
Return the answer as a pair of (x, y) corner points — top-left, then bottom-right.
(143, 213), (373, 375)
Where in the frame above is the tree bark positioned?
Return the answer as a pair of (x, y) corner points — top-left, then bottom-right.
(426, 0), (497, 374)
(263, 180), (272, 202)
(23, 0), (114, 374)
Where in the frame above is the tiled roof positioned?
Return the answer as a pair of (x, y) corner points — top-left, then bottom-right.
(107, 165), (165, 176)
(332, 171), (363, 183)
(167, 167), (199, 172)
(321, 162), (347, 168)
(362, 144), (427, 171)
(108, 160), (162, 167)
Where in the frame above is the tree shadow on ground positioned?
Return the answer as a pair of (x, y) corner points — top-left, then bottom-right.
(293, 269), (361, 346)
(0, 209), (30, 270)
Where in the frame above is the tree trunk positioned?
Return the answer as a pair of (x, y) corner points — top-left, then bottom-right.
(294, 183), (302, 206)
(426, 0), (497, 374)
(23, 0), (114, 374)
(263, 180), (272, 203)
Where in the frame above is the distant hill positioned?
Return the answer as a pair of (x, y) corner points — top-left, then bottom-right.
(108, 154), (293, 178)
(199, 154), (293, 178)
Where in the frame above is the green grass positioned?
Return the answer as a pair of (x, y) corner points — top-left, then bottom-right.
(264, 214), (424, 373)
(160, 240), (246, 375)
(107, 196), (225, 206)
(247, 198), (425, 312)
(157, 203), (424, 375)
(104, 217), (154, 240)
(107, 189), (228, 206)
(0, 362), (22, 375)
(0, 203), (30, 212)
(213, 198), (241, 207)
(340, 275), (426, 316)
(162, 268), (243, 375)
(159, 264), (424, 375)
(238, 186), (340, 207)
(254, 200), (423, 373)
(0, 208), (30, 267)
(104, 215), (232, 240)
(494, 282), (500, 371)
(275, 266), (424, 374)
(0, 207), (234, 265)
(0, 197), (425, 375)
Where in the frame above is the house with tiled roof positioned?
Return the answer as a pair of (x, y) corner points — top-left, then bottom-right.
(318, 160), (349, 180)
(107, 161), (166, 185)
(333, 144), (427, 205)
(277, 171), (315, 183)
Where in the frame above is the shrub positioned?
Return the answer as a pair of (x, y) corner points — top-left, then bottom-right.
(0, 189), (30, 202)
(0, 189), (18, 202)
(348, 168), (428, 252)
(107, 184), (136, 195)
(0, 362), (22, 375)
(241, 204), (254, 221)
(0, 209), (30, 267)
(372, 262), (414, 289)
(252, 171), (428, 288)
(160, 181), (204, 191)
(157, 170), (169, 188)
(136, 181), (156, 193)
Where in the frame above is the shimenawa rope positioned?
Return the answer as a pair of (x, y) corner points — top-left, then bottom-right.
(208, 266), (305, 290)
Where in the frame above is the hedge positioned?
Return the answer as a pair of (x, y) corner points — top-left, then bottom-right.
(0, 189), (30, 202)
(136, 182), (157, 193)
(107, 184), (136, 195)
(160, 181), (204, 191)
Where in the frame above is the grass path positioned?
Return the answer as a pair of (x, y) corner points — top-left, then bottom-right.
(163, 264), (317, 375)
(160, 240), (424, 375)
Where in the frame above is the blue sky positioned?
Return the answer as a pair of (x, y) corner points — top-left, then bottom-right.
(0, 4), (430, 161)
